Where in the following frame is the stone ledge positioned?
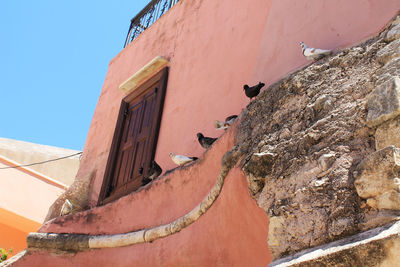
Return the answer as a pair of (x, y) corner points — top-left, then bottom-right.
(119, 56), (169, 94)
(269, 220), (400, 267)
(366, 77), (400, 127)
(0, 250), (27, 267)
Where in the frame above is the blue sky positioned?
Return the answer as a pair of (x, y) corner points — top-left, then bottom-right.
(0, 1), (149, 151)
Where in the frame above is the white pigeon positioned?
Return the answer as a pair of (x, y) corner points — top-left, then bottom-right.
(214, 115), (238, 130)
(169, 152), (198, 166)
(299, 42), (332, 60)
(60, 199), (73, 216)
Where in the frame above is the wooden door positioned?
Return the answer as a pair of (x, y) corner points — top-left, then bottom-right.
(99, 68), (168, 204)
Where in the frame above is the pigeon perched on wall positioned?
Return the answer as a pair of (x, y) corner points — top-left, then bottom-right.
(169, 152), (198, 166)
(214, 115), (238, 130)
(141, 160), (162, 186)
(299, 42), (332, 61)
(60, 199), (73, 216)
(197, 133), (218, 149)
(244, 82), (265, 100)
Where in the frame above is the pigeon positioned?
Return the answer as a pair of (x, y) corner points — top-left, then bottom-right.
(197, 133), (218, 149)
(214, 115), (238, 130)
(299, 42), (332, 61)
(244, 82), (265, 100)
(60, 199), (73, 216)
(169, 152), (198, 166)
(141, 161), (162, 186)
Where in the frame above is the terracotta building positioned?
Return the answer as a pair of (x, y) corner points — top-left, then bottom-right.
(5, 0), (400, 266)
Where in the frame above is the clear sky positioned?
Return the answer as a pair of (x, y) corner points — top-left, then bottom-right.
(0, 1), (150, 151)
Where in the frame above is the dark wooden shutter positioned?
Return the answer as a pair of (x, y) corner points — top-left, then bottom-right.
(99, 68), (168, 204)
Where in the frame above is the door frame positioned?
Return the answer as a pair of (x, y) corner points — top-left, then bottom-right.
(98, 67), (168, 205)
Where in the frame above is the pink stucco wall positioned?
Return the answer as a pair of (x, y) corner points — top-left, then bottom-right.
(26, 128), (272, 266)
(252, 0), (400, 85)
(19, 171), (270, 266)
(81, 0), (272, 204)
(40, 129), (237, 235)
(76, 0), (400, 206)
(17, 167), (271, 266)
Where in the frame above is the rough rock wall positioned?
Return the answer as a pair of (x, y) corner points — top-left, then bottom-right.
(236, 13), (400, 260)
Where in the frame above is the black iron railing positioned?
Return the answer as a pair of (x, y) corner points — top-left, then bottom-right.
(124, 0), (179, 47)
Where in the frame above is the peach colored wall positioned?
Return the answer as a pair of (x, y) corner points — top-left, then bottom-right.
(0, 159), (62, 255)
(0, 208), (41, 256)
(0, 137), (80, 186)
(0, 222), (28, 257)
(77, 0), (400, 206)
(0, 161), (65, 224)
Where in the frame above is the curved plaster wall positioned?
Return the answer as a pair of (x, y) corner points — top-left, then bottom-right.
(40, 129), (236, 235)
(20, 127), (272, 266)
(17, 168), (271, 266)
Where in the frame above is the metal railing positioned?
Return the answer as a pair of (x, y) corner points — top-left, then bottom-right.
(124, 0), (179, 47)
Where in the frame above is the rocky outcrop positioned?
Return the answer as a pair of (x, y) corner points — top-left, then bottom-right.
(236, 13), (400, 260)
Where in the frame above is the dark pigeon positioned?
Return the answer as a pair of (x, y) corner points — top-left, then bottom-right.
(197, 133), (218, 149)
(243, 82), (265, 100)
(141, 160), (162, 186)
(225, 115), (238, 122)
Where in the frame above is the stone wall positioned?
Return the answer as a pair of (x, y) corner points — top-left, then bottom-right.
(236, 13), (400, 260)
